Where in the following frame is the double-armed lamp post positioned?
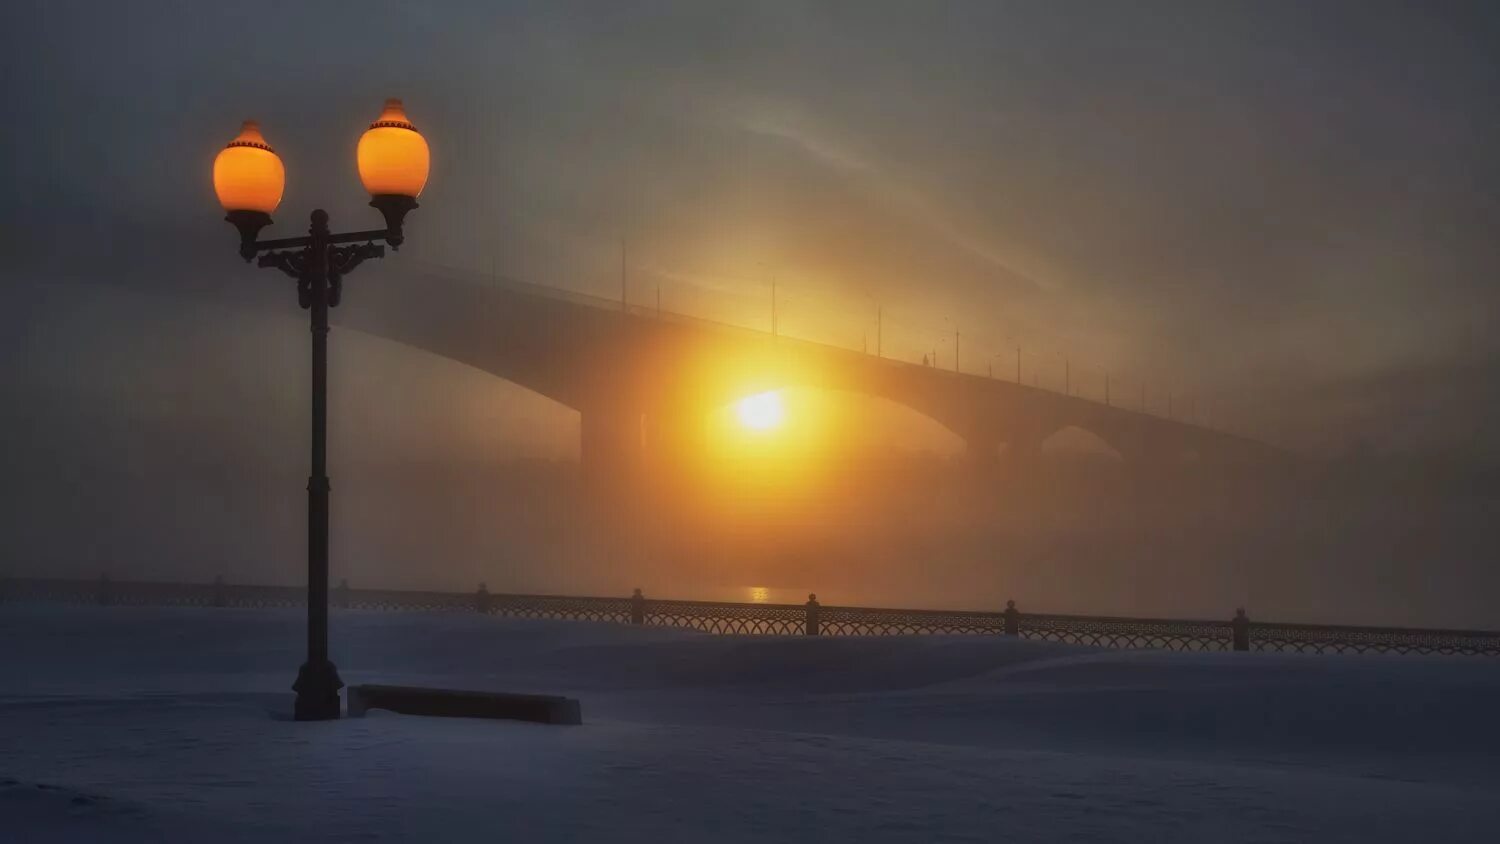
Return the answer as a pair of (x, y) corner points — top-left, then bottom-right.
(212, 99), (430, 720)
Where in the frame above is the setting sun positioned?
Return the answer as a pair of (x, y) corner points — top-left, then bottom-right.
(735, 391), (785, 432)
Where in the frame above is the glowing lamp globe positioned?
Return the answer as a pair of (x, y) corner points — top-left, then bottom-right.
(213, 120), (284, 215)
(215, 120), (285, 260)
(357, 99), (429, 197)
(357, 99), (428, 247)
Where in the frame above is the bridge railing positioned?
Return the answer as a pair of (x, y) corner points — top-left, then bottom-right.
(5, 576), (1497, 657)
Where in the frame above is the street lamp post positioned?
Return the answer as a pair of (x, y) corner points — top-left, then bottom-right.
(212, 99), (430, 721)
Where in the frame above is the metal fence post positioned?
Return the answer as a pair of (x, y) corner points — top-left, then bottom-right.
(1232, 608), (1250, 651)
(805, 593), (821, 636)
(212, 575), (227, 608)
(97, 573), (112, 607)
(475, 582), (491, 614)
(630, 588), (645, 625)
(1003, 599), (1020, 636)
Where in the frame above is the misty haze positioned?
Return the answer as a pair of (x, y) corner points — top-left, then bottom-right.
(4, 2), (1499, 841)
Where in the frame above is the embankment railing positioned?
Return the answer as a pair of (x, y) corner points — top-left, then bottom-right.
(3, 576), (1497, 657)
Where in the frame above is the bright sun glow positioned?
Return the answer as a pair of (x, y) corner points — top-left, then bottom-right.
(735, 391), (785, 432)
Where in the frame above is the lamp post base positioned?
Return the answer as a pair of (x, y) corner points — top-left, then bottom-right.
(292, 660), (345, 721)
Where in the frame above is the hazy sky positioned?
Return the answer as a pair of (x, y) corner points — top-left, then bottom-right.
(5, 0), (1499, 457)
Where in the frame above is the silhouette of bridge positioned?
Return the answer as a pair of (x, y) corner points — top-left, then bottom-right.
(333, 263), (1285, 486)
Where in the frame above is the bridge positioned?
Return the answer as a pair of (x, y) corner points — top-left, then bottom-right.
(332, 263), (1285, 487)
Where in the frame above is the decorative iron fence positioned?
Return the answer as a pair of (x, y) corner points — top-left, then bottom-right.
(1247, 620), (1500, 657)
(4, 576), (1498, 657)
(1020, 612), (1235, 652)
(817, 603), (1010, 637)
(645, 597), (809, 635)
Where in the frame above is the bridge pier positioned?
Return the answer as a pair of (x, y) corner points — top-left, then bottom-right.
(579, 398), (718, 498)
(1002, 427), (1047, 464)
(963, 434), (1004, 462)
(579, 402), (646, 493)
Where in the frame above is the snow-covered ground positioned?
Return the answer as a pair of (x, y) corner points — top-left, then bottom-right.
(2, 605), (1497, 842)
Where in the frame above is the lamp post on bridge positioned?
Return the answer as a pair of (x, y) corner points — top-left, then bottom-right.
(771, 271), (778, 338)
(939, 316), (958, 374)
(859, 291), (881, 358)
(212, 99), (430, 721)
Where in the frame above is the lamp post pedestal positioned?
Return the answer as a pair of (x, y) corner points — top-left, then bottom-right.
(293, 659), (343, 720)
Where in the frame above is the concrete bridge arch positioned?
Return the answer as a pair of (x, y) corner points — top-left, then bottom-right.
(329, 266), (1286, 485)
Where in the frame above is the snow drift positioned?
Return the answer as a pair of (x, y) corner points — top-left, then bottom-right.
(3, 605), (1498, 842)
